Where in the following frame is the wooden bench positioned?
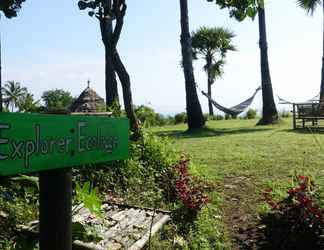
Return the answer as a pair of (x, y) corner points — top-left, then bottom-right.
(293, 102), (324, 129)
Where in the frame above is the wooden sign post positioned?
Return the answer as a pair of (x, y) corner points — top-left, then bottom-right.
(0, 113), (129, 250)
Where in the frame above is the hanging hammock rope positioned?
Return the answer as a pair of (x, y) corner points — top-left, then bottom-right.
(278, 93), (320, 105)
(199, 86), (261, 116)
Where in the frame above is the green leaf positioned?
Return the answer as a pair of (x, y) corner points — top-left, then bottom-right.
(258, 0), (265, 8)
(246, 7), (256, 18)
(74, 182), (103, 218)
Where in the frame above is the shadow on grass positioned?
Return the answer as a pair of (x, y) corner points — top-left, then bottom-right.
(283, 128), (324, 134)
(154, 126), (272, 139)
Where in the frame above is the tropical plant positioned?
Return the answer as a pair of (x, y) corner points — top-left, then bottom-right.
(0, 0), (26, 112)
(244, 108), (257, 119)
(297, 0), (324, 105)
(41, 89), (74, 111)
(78, 0), (140, 138)
(207, 0), (279, 124)
(192, 27), (236, 115)
(2, 81), (27, 112)
(179, 0), (205, 130)
(17, 92), (40, 113)
(261, 175), (324, 249)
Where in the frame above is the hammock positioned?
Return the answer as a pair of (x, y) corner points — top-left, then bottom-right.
(278, 93), (320, 104)
(201, 87), (261, 116)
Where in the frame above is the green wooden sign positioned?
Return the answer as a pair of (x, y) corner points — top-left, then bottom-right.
(0, 113), (129, 176)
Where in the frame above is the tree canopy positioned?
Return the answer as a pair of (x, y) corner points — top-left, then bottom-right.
(0, 0), (26, 18)
(41, 89), (74, 111)
(297, 0), (321, 15)
(192, 26), (236, 80)
(2, 80), (27, 111)
(78, 0), (126, 48)
(210, 0), (264, 21)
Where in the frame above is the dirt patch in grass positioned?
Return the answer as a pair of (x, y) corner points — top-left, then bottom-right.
(222, 176), (265, 250)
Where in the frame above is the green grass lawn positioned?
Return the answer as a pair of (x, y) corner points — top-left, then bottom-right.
(151, 118), (324, 184)
(150, 118), (324, 248)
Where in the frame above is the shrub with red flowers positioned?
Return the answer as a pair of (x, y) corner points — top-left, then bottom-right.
(260, 175), (324, 250)
(161, 157), (211, 234)
(174, 158), (209, 211)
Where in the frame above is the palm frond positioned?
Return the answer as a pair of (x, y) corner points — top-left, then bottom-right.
(297, 0), (321, 15)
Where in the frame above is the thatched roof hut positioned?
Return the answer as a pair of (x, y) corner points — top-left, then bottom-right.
(70, 81), (105, 113)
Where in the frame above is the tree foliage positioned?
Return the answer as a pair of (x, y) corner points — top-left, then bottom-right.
(18, 93), (40, 113)
(41, 89), (74, 111)
(192, 26), (236, 81)
(192, 26), (235, 115)
(78, 0), (126, 50)
(210, 0), (264, 21)
(0, 0), (26, 18)
(2, 81), (27, 112)
(297, 0), (321, 15)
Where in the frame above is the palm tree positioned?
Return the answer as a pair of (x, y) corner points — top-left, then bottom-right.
(297, 0), (324, 104)
(18, 92), (40, 112)
(179, 0), (205, 130)
(192, 27), (236, 115)
(207, 0), (278, 124)
(2, 81), (27, 112)
(0, 1), (26, 112)
(257, 6), (278, 124)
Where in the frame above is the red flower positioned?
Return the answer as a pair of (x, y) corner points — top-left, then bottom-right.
(298, 175), (306, 181)
(288, 188), (297, 195)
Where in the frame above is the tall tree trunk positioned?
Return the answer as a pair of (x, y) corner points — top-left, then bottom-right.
(112, 50), (140, 138)
(0, 24), (2, 113)
(104, 45), (119, 107)
(179, 0), (205, 130)
(0, 16), (2, 113)
(100, 0), (119, 108)
(207, 82), (213, 116)
(257, 6), (278, 125)
(207, 72), (214, 116)
(206, 54), (213, 116)
(320, 2), (324, 108)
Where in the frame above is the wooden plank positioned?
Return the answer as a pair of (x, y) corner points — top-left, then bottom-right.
(39, 168), (72, 250)
(129, 215), (170, 250)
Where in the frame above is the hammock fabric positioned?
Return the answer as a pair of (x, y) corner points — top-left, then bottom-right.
(201, 87), (261, 116)
(278, 93), (320, 104)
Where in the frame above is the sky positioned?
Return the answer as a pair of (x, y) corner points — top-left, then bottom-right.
(1, 0), (323, 115)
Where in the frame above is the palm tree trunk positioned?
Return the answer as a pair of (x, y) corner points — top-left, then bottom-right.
(207, 72), (214, 116)
(179, 0), (205, 130)
(257, 6), (278, 125)
(320, 2), (324, 109)
(112, 50), (140, 139)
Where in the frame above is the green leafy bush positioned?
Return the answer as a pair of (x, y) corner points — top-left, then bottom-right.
(135, 105), (170, 127)
(74, 182), (102, 218)
(260, 175), (324, 250)
(244, 108), (257, 119)
(174, 112), (187, 124)
(279, 110), (291, 118)
(225, 113), (233, 120)
(204, 114), (224, 121)
(74, 131), (178, 207)
(0, 177), (39, 250)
